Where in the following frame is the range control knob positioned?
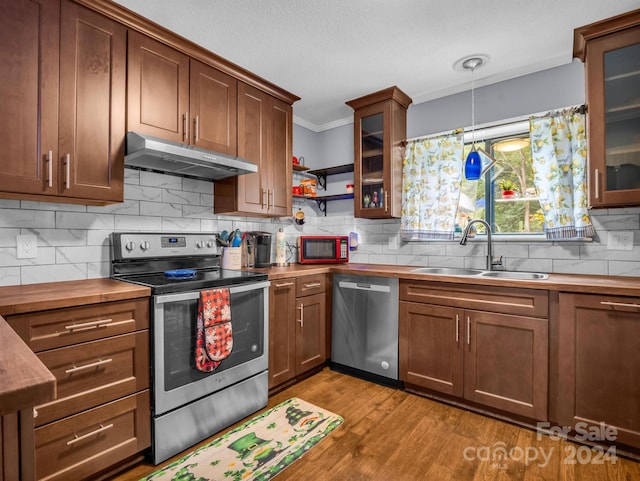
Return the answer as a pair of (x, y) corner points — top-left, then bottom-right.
(195, 240), (204, 249)
(125, 241), (136, 251)
(140, 241), (150, 251)
(207, 240), (215, 248)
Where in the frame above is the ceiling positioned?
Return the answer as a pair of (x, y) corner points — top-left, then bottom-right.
(114, 0), (638, 132)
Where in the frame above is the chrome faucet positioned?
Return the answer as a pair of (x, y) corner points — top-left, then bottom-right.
(459, 219), (502, 271)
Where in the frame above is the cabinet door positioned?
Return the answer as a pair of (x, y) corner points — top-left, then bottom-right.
(558, 293), (640, 449)
(464, 310), (548, 420)
(586, 27), (640, 207)
(354, 102), (390, 219)
(268, 279), (296, 389)
(58, 0), (125, 202)
(267, 97), (292, 216)
(233, 82), (268, 214)
(399, 301), (464, 397)
(0, 0), (59, 195)
(296, 292), (326, 375)
(127, 31), (189, 143)
(190, 60), (237, 155)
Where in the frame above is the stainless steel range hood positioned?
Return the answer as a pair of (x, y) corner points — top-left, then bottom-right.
(125, 132), (257, 181)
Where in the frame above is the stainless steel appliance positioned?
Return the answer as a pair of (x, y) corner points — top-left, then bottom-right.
(110, 232), (269, 464)
(331, 274), (400, 385)
(298, 235), (349, 264)
(125, 132), (257, 181)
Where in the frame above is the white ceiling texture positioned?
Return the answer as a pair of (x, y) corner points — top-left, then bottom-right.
(114, 0), (639, 132)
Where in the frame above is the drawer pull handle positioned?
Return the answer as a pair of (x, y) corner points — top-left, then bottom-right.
(64, 318), (113, 332)
(297, 304), (304, 328)
(275, 282), (294, 288)
(467, 316), (471, 345)
(46, 150), (53, 187)
(304, 282), (322, 288)
(455, 314), (459, 343)
(66, 423), (114, 446)
(600, 301), (640, 309)
(65, 358), (113, 375)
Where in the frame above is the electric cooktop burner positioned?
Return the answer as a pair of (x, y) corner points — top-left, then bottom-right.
(110, 232), (267, 295)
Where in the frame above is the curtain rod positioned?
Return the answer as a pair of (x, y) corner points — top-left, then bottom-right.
(405, 103), (586, 144)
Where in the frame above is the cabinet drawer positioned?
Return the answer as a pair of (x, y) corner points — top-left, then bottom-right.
(34, 390), (150, 481)
(7, 298), (149, 352)
(296, 275), (326, 297)
(34, 331), (149, 427)
(400, 280), (548, 318)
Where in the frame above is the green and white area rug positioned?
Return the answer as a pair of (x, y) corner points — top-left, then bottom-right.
(142, 398), (344, 481)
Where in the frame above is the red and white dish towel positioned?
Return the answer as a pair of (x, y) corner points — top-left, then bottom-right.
(195, 288), (234, 372)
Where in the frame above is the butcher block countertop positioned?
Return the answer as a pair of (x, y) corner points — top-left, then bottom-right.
(0, 279), (149, 414)
(0, 315), (56, 416)
(249, 263), (640, 296)
(0, 278), (151, 316)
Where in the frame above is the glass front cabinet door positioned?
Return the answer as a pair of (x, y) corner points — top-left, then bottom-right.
(575, 10), (640, 207)
(347, 87), (412, 219)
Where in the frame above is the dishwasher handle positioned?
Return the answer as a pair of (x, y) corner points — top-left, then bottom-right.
(338, 281), (391, 293)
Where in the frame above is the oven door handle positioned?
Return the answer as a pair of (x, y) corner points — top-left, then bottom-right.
(154, 280), (271, 304)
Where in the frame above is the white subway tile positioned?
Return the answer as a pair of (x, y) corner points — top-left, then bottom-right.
(88, 261), (110, 279)
(20, 201), (87, 212)
(124, 168), (140, 185)
(162, 217), (202, 231)
(506, 258), (552, 273)
(25, 229), (86, 246)
(183, 205), (217, 219)
(608, 261), (640, 277)
(114, 215), (162, 231)
(125, 184), (163, 202)
(21, 263), (86, 284)
(0, 208), (55, 228)
(163, 189), (201, 205)
(529, 244), (580, 259)
(0, 267), (20, 286)
(0, 247), (56, 266)
(56, 245), (110, 264)
(0, 229), (20, 247)
(427, 256), (465, 268)
(183, 178), (213, 194)
(56, 211), (114, 230)
(140, 171), (182, 189)
(140, 201), (182, 217)
(87, 200), (140, 215)
(552, 259), (609, 275)
(87, 230), (114, 246)
(0, 200), (20, 208)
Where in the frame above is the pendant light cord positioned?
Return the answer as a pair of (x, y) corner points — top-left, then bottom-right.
(470, 65), (475, 149)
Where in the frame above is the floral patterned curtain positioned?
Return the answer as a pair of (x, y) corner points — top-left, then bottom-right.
(400, 133), (464, 241)
(529, 108), (595, 239)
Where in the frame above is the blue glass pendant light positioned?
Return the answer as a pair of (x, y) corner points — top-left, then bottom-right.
(462, 57), (483, 180)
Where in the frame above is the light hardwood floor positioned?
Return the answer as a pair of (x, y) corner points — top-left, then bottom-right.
(112, 368), (640, 481)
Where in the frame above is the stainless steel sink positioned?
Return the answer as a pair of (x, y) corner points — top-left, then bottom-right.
(479, 271), (549, 280)
(410, 267), (548, 280)
(410, 267), (484, 276)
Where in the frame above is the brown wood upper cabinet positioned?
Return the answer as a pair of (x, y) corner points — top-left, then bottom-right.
(214, 83), (293, 217)
(574, 10), (640, 207)
(400, 280), (549, 421)
(0, 0), (125, 205)
(346, 86), (412, 219)
(127, 31), (238, 156)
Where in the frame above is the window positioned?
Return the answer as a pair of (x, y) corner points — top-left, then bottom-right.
(456, 126), (544, 237)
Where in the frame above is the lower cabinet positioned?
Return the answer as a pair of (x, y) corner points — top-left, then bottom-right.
(558, 293), (640, 450)
(399, 280), (549, 421)
(7, 298), (150, 481)
(269, 275), (326, 390)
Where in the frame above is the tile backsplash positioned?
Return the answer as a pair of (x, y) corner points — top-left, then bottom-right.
(0, 169), (639, 286)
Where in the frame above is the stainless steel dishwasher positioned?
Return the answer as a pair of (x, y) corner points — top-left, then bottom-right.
(331, 274), (400, 385)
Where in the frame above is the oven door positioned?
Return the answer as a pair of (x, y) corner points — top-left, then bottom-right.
(152, 280), (269, 416)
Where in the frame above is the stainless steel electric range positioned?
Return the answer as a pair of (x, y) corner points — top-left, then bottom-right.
(110, 232), (270, 464)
